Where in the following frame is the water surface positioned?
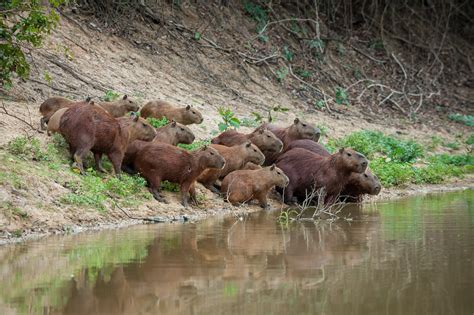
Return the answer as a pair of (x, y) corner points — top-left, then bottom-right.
(0, 190), (473, 315)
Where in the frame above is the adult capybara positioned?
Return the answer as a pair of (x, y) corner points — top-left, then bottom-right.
(97, 95), (139, 118)
(39, 96), (91, 130)
(197, 142), (265, 192)
(153, 120), (195, 145)
(59, 105), (156, 175)
(211, 128), (283, 154)
(276, 147), (368, 205)
(47, 107), (69, 136)
(140, 100), (203, 125)
(134, 144), (225, 207)
(255, 118), (321, 165)
(242, 162), (262, 170)
(341, 169), (381, 202)
(221, 165), (289, 208)
(285, 139), (330, 156)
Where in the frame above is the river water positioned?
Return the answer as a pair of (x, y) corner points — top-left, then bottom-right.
(0, 190), (473, 315)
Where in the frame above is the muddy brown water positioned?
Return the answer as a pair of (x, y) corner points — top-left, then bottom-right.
(0, 190), (473, 315)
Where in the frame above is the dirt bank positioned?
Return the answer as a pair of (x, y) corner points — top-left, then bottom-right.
(0, 3), (473, 244)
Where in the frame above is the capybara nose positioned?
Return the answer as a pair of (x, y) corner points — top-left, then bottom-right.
(314, 129), (321, 142)
(374, 185), (381, 194)
(361, 161), (368, 167)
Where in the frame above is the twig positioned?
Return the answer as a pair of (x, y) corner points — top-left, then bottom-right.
(0, 102), (43, 133)
(351, 45), (386, 64)
(106, 193), (166, 223)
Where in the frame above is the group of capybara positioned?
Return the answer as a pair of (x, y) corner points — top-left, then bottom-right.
(39, 95), (381, 208)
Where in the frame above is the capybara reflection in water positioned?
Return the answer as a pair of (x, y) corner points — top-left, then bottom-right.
(141, 100), (203, 125)
(276, 147), (368, 204)
(255, 118), (321, 165)
(134, 144), (225, 207)
(197, 142), (265, 193)
(59, 104), (156, 175)
(211, 128), (283, 155)
(221, 165), (289, 208)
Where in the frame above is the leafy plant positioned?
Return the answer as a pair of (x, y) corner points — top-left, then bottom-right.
(194, 32), (201, 41)
(217, 107), (240, 131)
(295, 68), (312, 78)
(444, 141), (460, 150)
(178, 139), (211, 151)
(282, 45), (294, 62)
(104, 90), (120, 102)
(7, 136), (47, 161)
(147, 117), (169, 128)
(335, 87), (349, 105)
(448, 113), (474, 127)
(467, 133), (474, 146)
(276, 67), (288, 82)
(1, 0), (66, 88)
(243, 1), (268, 32)
(240, 117), (259, 128)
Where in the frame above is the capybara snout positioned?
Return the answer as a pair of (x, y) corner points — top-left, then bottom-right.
(340, 149), (368, 173)
(204, 146), (226, 169)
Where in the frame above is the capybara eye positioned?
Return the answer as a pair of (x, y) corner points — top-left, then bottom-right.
(267, 135), (271, 138)
(192, 111), (196, 114)
(302, 123), (307, 127)
(129, 101), (132, 103)
(277, 171), (281, 175)
(180, 128), (184, 131)
(347, 153), (352, 157)
(364, 174), (368, 178)
(142, 123), (146, 127)
(210, 152), (214, 155)
(254, 149), (257, 152)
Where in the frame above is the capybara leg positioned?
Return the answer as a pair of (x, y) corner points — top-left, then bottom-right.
(189, 183), (199, 205)
(180, 182), (192, 208)
(121, 163), (137, 175)
(73, 152), (86, 175)
(94, 153), (106, 173)
(257, 193), (269, 209)
(107, 152), (123, 176)
(205, 183), (220, 194)
(283, 186), (297, 205)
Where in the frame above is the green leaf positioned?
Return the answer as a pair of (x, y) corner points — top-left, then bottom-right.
(194, 32), (201, 41)
(218, 122), (228, 132)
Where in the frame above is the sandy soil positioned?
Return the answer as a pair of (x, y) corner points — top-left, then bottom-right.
(0, 6), (472, 243)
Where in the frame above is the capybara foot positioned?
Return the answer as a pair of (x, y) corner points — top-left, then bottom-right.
(71, 162), (86, 175)
(260, 202), (269, 209)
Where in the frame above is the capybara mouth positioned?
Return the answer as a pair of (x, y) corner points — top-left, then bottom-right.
(313, 133), (321, 142)
(373, 185), (381, 195)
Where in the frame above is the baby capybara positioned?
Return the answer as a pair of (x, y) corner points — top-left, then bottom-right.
(276, 147), (368, 205)
(60, 105), (156, 175)
(121, 121), (195, 173)
(221, 165), (289, 208)
(97, 95), (139, 118)
(39, 96), (91, 130)
(197, 142), (265, 192)
(134, 143), (225, 207)
(141, 100), (203, 125)
(285, 139), (330, 156)
(341, 169), (381, 202)
(211, 128), (283, 154)
(255, 118), (321, 165)
(153, 120), (195, 145)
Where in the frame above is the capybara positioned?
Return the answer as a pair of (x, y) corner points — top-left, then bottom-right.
(153, 120), (195, 145)
(140, 100), (203, 125)
(276, 147), (368, 205)
(211, 128), (283, 154)
(47, 107), (69, 136)
(97, 95), (139, 118)
(242, 162), (262, 170)
(255, 118), (321, 165)
(285, 139), (330, 156)
(134, 144), (225, 207)
(197, 142), (265, 192)
(59, 105), (156, 175)
(341, 169), (381, 202)
(39, 96), (91, 130)
(221, 165), (289, 208)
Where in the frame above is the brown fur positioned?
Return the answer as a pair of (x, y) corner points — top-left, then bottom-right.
(39, 97), (77, 130)
(59, 105), (156, 175)
(97, 95), (139, 118)
(140, 100), (203, 125)
(47, 107), (69, 136)
(221, 165), (289, 208)
(341, 169), (381, 202)
(211, 129), (283, 154)
(255, 118), (321, 165)
(134, 144), (225, 207)
(276, 147), (368, 204)
(285, 139), (330, 156)
(242, 162), (262, 170)
(153, 121), (195, 145)
(197, 142), (265, 192)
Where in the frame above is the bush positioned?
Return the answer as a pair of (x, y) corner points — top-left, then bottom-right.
(178, 139), (211, 151)
(448, 113), (474, 127)
(7, 136), (47, 161)
(147, 117), (169, 128)
(370, 158), (414, 187)
(1, 0), (66, 88)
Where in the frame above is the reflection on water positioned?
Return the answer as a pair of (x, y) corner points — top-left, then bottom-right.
(0, 190), (473, 315)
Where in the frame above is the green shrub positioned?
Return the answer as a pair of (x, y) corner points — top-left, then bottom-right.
(7, 136), (47, 161)
(218, 107), (240, 131)
(178, 139), (211, 151)
(467, 134), (474, 146)
(370, 158), (414, 187)
(243, 1), (268, 32)
(147, 117), (169, 128)
(103, 90), (120, 101)
(448, 113), (474, 127)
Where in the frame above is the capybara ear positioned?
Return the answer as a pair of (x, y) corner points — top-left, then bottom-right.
(258, 128), (264, 134)
(339, 147), (345, 154)
(270, 164), (275, 170)
(171, 120), (177, 127)
(294, 118), (300, 124)
(86, 96), (92, 102)
(123, 95), (128, 100)
(89, 101), (95, 106)
(246, 142), (252, 147)
(186, 105), (191, 110)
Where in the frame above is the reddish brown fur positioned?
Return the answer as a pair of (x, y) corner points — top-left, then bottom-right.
(221, 165), (289, 208)
(97, 95), (139, 118)
(242, 162), (262, 170)
(59, 105), (156, 175)
(197, 142), (265, 192)
(341, 169), (381, 202)
(276, 147), (368, 204)
(285, 139), (330, 156)
(255, 118), (321, 165)
(153, 121), (195, 145)
(211, 129), (283, 154)
(141, 100), (203, 125)
(134, 144), (225, 207)
(39, 97), (77, 130)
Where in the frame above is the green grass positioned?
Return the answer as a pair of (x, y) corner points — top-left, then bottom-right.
(178, 139), (211, 151)
(147, 117), (169, 128)
(448, 113), (474, 127)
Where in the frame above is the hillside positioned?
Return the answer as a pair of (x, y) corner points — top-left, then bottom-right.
(0, 1), (473, 241)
